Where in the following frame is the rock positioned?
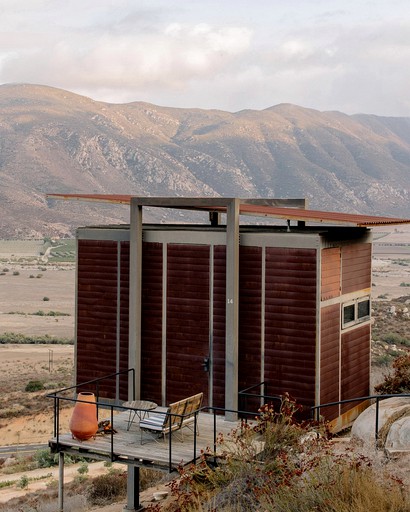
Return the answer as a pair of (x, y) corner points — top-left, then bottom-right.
(351, 397), (410, 451)
(386, 416), (410, 451)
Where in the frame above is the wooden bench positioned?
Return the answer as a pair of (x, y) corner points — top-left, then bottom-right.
(139, 392), (203, 444)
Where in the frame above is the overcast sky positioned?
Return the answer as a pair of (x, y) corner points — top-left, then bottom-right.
(1, 0), (410, 116)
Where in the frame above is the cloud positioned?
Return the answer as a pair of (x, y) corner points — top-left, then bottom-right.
(0, 1), (410, 115)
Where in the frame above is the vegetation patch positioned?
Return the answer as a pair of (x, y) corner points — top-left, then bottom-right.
(375, 353), (410, 394)
(0, 332), (73, 344)
(25, 380), (45, 392)
(163, 396), (410, 512)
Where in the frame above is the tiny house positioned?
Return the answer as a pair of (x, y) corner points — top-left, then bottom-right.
(50, 195), (410, 429)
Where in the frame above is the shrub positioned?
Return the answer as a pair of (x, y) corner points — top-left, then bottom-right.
(86, 471), (127, 506)
(382, 332), (410, 346)
(0, 331), (74, 344)
(43, 296), (50, 301)
(25, 380), (44, 392)
(375, 353), (410, 394)
(262, 455), (409, 512)
(33, 449), (59, 468)
(12, 271), (20, 276)
(17, 475), (29, 489)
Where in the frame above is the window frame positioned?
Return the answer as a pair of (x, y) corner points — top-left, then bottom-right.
(342, 295), (370, 329)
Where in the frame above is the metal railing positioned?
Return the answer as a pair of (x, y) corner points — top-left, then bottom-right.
(311, 392), (410, 447)
(48, 373), (410, 474)
(238, 381), (282, 414)
(47, 373), (266, 473)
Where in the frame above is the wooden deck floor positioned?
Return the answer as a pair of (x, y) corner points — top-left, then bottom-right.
(49, 411), (240, 472)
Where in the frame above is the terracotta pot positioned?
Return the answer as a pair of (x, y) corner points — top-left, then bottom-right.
(69, 392), (98, 441)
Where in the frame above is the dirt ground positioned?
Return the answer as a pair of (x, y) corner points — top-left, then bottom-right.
(0, 262), (75, 338)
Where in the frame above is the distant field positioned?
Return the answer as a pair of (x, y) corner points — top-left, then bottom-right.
(0, 241), (75, 338)
(0, 238), (76, 262)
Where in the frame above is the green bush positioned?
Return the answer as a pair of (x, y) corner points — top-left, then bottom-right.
(43, 296), (50, 301)
(34, 449), (59, 468)
(17, 475), (29, 489)
(25, 380), (44, 392)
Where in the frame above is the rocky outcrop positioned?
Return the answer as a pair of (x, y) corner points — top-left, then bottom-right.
(351, 397), (410, 452)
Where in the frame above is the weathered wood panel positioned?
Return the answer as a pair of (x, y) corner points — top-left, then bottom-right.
(320, 304), (340, 420)
(321, 247), (341, 301)
(341, 244), (371, 294)
(141, 242), (163, 404)
(212, 246), (226, 410)
(238, 246), (262, 412)
(77, 240), (119, 397)
(341, 324), (370, 414)
(264, 248), (317, 410)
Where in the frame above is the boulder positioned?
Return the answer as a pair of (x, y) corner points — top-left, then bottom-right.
(351, 397), (410, 451)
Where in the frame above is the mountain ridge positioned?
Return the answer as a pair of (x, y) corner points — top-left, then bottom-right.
(1, 83), (409, 238)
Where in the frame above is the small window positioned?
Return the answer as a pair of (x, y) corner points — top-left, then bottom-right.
(343, 304), (355, 324)
(342, 296), (370, 329)
(358, 298), (370, 319)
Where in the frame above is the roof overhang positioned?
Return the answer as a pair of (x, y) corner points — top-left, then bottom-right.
(46, 193), (410, 227)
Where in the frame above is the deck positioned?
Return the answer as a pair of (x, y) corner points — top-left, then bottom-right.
(49, 409), (240, 472)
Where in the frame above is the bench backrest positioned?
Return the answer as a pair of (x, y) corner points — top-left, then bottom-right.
(183, 392), (203, 419)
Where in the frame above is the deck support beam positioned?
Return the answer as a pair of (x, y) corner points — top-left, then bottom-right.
(125, 466), (143, 511)
(129, 200), (143, 400)
(58, 451), (64, 511)
(225, 199), (240, 421)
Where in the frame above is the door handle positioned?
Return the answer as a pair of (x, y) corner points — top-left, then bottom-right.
(201, 357), (210, 372)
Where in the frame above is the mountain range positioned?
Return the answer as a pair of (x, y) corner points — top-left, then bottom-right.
(1, 83), (410, 238)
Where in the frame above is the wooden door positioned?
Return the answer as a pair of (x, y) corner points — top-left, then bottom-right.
(166, 244), (210, 405)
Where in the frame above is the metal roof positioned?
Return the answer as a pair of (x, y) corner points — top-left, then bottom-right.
(46, 193), (410, 227)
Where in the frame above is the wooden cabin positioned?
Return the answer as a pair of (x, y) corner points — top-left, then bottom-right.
(49, 195), (410, 429)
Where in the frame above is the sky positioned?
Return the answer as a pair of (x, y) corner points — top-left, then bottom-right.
(1, 0), (410, 116)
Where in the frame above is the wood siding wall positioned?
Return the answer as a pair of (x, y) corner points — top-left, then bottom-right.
(320, 304), (340, 420)
(341, 324), (370, 414)
(238, 246), (262, 411)
(321, 248), (341, 301)
(341, 243), (371, 294)
(76, 231), (371, 425)
(212, 246), (227, 410)
(264, 248), (317, 408)
(77, 240), (128, 398)
(140, 242), (163, 404)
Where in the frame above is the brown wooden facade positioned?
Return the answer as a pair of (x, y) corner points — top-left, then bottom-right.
(75, 224), (372, 426)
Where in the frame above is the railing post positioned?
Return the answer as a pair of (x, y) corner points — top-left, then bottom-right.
(213, 409), (217, 466)
(56, 398), (60, 446)
(58, 451), (64, 511)
(169, 417), (172, 473)
(193, 412), (198, 462)
(375, 397), (380, 448)
(111, 405), (114, 461)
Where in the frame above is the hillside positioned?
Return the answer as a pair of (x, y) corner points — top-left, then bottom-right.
(1, 84), (410, 238)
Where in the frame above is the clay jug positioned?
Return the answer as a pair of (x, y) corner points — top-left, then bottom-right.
(69, 392), (98, 441)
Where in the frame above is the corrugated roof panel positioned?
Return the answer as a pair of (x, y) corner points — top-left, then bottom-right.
(46, 193), (410, 227)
